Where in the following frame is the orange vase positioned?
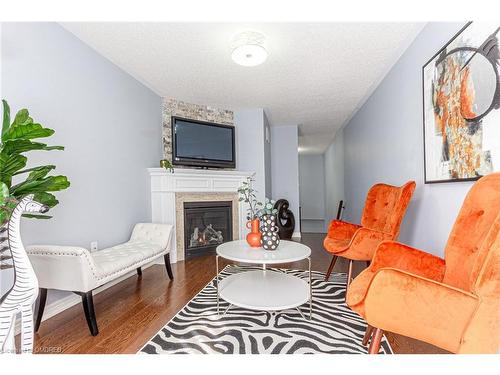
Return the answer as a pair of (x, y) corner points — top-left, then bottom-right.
(246, 219), (262, 247)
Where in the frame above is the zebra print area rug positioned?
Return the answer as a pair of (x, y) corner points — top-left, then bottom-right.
(140, 266), (393, 354)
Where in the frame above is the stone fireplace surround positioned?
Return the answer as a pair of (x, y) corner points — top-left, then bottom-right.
(149, 168), (253, 263)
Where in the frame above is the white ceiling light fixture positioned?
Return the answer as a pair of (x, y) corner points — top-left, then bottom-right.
(231, 31), (268, 67)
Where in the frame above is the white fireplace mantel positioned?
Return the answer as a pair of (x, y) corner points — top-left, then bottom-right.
(148, 168), (254, 263)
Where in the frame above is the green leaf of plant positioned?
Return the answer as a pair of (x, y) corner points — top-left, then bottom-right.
(1, 139), (46, 154)
(22, 213), (52, 219)
(10, 165), (57, 191)
(0, 210), (8, 225)
(0, 153), (27, 186)
(0, 139), (64, 155)
(13, 165), (56, 176)
(0, 182), (9, 206)
(2, 99), (11, 142)
(11, 175), (70, 196)
(0, 182), (8, 199)
(3, 122), (55, 141)
(12, 108), (32, 126)
(44, 145), (64, 151)
(33, 192), (59, 208)
(27, 165), (56, 181)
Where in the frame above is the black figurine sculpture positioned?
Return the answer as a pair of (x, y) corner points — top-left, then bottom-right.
(273, 199), (295, 239)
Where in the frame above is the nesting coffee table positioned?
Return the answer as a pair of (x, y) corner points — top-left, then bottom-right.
(215, 239), (312, 320)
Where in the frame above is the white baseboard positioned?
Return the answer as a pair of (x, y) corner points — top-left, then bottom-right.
(14, 260), (159, 335)
(292, 231), (301, 238)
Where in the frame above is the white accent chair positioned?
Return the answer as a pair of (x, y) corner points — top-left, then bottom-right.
(26, 223), (173, 336)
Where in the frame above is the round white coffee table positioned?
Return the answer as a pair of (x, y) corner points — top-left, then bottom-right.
(215, 240), (312, 320)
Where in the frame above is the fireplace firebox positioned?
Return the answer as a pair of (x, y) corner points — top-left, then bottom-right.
(183, 201), (233, 258)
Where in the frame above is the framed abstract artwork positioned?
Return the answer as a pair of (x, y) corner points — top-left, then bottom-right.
(423, 22), (500, 183)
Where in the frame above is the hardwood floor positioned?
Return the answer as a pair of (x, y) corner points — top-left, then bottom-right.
(31, 232), (448, 354)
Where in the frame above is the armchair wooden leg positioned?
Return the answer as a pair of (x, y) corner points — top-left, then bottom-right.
(136, 267), (142, 277)
(164, 253), (174, 280)
(344, 259), (354, 302)
(346, 260), (354, 288)
(368, 328), (383, 354)
(362, 324), (374, 346)
(74, 291), (99, 336)
(324, 255), (337, 281)
(34, 288), (47, 332)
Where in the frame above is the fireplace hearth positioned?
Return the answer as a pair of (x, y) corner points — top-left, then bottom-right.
(183, 201), (233, 258)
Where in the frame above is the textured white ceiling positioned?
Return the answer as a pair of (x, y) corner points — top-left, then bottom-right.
(61, 22), (423, 154)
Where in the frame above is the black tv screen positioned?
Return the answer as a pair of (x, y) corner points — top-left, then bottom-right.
(172, 117), (236, 168)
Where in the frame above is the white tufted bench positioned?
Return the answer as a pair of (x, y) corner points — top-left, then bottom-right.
(26, 223), (173, 336)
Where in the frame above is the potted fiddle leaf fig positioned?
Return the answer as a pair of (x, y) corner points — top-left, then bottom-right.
(0, 98), (70, 227)
(0, 99), (70, 354)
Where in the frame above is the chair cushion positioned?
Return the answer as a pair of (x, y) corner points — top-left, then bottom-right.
(93, 240), (165, 278)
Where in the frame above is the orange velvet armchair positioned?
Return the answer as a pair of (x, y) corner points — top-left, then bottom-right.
(347, 173), (500, 354)
(323, 181), (416, 290)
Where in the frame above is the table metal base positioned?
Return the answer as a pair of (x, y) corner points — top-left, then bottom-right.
(215, 255), (312, 320)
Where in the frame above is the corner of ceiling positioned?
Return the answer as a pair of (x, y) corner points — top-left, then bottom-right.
(58, 22), (164, 98)
(336, 22), (428, 133)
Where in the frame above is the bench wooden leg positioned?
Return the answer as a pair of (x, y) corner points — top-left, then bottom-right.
(34, 288), (47, 332)
(74, 291), (99, 336)
(136, 267), (142, 277)
(164, 253), (174, 280)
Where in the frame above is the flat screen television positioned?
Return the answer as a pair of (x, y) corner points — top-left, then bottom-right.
(171, 116), (236, 169)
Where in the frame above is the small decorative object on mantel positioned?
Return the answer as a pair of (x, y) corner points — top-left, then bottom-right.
(273, 199), (295, 239)
(0, 99), (70, 354)
(238, 175), (263, 247)
(259, 198), (280, 250)
(160, 159), (174, 173)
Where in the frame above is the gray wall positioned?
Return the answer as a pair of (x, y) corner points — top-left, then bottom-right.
(343, 22), (469, 256)
(323, 129), (345, 232)
(299, 154), (325, 233)
(234, 108), (267, 203)
(271, 125), (300, 234)
(1, 23), (162, 300)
